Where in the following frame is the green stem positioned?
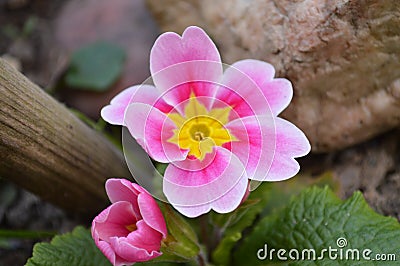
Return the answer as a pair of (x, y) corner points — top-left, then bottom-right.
(199, 215), (210, 253)
(197, 253), (206, 266)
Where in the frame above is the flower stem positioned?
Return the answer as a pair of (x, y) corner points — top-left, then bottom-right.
(199, 215), (209, 248)
(197, 253), (206, 266)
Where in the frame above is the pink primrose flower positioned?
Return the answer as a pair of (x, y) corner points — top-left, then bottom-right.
(101, 26), (311, 217)
(92, 179), (167, 266)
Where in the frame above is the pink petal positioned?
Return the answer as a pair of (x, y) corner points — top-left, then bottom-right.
(213, 59), (280, 119)
(92, 223), (132, 266)
(125, 220), (163, 252)
(229, 59), (275, 85)
(101, 104), (129, 126)
(163, 147), (248, 217)
(110, 86), (139, 106)
(165, 148), (221, 186)
(137, 191), (167, 238)
(128, 84), (173, 114)
(104, 180), (167, 238)
(266, 117), (311, 181)
(172, 167), (248, 217)
(159, 80), (219, 114)
(150, 26), (222, 111)
(261, 78), (293, 116)
(106, 179), (140, 219)
(124, 102), (188, 163)
(110, 236), (162, 263)
(170, 204), (211, 218)
(223, 59), (292, 116)
(224, 115), (276, 181)
(150, 26), (221, 77)
(101, 85), (173, 126)
(95, 240), (131, 266)
(92, 202), (137, 241)
(101, 86), (138, 126)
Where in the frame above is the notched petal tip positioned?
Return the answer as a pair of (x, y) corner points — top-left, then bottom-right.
(150, 25), (221, 76)
(257, 117), (311, 182)
(231, 59), (276, 82)
(275, 117), (311, 157)
(105, 180), (141, 215)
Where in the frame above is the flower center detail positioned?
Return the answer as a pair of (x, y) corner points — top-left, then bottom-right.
(168, 94), (236, 161)
(190, 123), (210, 141)
(125, 223), (137, 232)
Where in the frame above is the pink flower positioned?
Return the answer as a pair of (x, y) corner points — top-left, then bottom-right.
(101, 26), (311, 217)
(92, 179), (167, 266)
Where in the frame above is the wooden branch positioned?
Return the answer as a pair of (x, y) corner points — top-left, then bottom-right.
(0, 58), (131, 218)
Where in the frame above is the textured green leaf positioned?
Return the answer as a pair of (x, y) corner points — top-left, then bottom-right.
(258, 171), (339, 218)
(26, 226), (111, 266)
(212, 172), (338, 265)
(233, 187), (400, 265)
(65, 41), (125, 91)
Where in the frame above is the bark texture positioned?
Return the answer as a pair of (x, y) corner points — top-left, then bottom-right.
(147, 0), (400, 152)
(0, 59), (131, 217)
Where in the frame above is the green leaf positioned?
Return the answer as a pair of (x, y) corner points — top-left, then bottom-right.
(155, 163), (168, 176)
(212, 171), (339, 265)
(65, 41), (126, 91)
(258, 171), (340, 217)
(158, 205), (200, 262)
(211, 184), (269, 266)
(26, 226), (111, 266)
(210, 199), (261, 230)
(233, 187), (400, 265)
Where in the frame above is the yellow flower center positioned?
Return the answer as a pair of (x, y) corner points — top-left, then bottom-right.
(168, 94), (236, 160)
(125, 223), (137, 232)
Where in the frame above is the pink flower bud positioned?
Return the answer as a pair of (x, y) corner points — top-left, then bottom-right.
(92, 179), (167, 266)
